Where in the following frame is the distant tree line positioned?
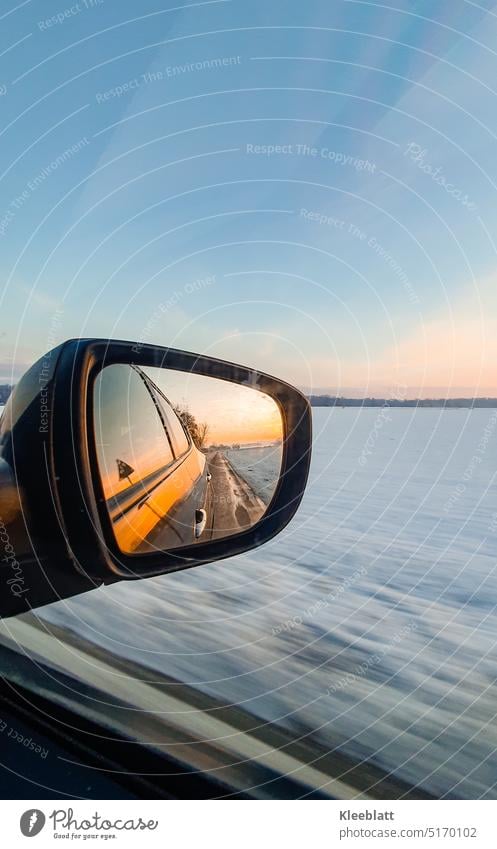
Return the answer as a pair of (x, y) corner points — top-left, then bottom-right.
(309, 395), (497, 409)
(2, 382), (496, 410)
(0, 385), (13, 405)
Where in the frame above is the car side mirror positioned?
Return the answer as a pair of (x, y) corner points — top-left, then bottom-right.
(0, 339), (312, 618)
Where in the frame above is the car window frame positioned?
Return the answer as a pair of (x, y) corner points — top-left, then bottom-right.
(94, 364), (179, 504)
(140, 371), (192, 460)
(130, 366), (181, 463)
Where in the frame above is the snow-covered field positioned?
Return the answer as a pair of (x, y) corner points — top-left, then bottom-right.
(224, 444), (282, 505)
(22, 409), (497, 796)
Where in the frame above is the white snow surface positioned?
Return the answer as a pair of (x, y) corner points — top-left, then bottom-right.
(24, 408), (497, 796)
(224, 444), (283, 505)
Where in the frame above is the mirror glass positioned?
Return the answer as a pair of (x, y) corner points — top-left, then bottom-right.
(92, 364), (284, 554)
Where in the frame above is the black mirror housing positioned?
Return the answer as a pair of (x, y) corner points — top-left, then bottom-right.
(0, 339), (312, 618)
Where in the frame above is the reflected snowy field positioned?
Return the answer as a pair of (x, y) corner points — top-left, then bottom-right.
(225, 443), (283, 505)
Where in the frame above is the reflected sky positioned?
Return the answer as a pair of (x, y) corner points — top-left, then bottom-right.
(146, 366), (283, 445)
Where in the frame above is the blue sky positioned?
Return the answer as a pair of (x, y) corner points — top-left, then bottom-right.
(1, 0), (497, 395)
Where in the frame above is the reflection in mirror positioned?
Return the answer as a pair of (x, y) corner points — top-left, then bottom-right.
(93, 365), (284, 555)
